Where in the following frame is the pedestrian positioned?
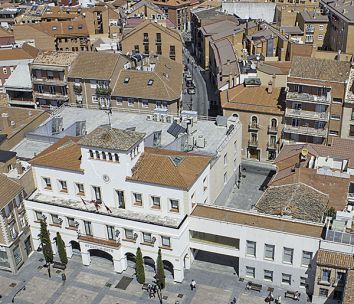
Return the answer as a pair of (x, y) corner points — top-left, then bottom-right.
(61, 273), (66, 284)
(190, 279), (196, 291)
(276, 295), (282, 304)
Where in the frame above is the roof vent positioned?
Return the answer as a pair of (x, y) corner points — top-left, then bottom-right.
(124, 77), (130, 84)
(169, 155), (185, 166)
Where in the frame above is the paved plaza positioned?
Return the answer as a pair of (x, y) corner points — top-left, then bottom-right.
(0, 252), (307, 304)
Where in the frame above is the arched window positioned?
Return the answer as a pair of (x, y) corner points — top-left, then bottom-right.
(102, 151), (106, 160)
(89, 150), (93, 158)
(95, 151), (100, 159)
(108, 152), (112, 161)
(114, 153), (119, 162)
(251, 116), (258, 127)
(232, 113), (239, 118)
(271, 118), (277, 128)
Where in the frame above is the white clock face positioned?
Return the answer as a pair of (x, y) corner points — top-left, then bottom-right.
(102, 174), (110, 183)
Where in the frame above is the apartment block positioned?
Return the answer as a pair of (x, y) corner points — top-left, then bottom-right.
(283, 56), (351, 144)
(121, 20), (183, 64)
(0, 173), (32, 274)
(296, 11), (329, 50)
(320, 0), (354, 54)
(30, 51), (78, 108)
(126, 0), (166, 20)
(342, 67), (354, 139)
(221, 80), (285, 161)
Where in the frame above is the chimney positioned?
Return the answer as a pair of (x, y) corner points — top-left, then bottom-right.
(10, 121), (16, 128)
(15, 162), (23, 175)
(267, 80), (273, 94)
(1, 113), (10, 131)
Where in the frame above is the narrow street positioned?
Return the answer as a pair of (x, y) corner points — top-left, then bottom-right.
(182, 48), (209, 116)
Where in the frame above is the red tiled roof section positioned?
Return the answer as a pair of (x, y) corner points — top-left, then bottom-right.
(317, 249), (354, 269)
(343, 270), (354, 304)
(127, 147), (211, 190)
(30, 136), (82, 172)
(0, 173), (23, 209)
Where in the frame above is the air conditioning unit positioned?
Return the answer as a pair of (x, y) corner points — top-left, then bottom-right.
(147, 114), (153, 121)
(196, 135), (206, 148)
(153, 113), (160, 121)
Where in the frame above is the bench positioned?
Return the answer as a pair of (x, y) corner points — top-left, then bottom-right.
(246, 281), (262, 292)
(285, 291), (300, 301)
(53, 262), (66, 270)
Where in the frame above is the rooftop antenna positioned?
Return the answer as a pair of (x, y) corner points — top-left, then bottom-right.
(105, 108), (112, 129)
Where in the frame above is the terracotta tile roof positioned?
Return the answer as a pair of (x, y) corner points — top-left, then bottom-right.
(112, 56), (183, 101)
(257, 61), (291, 75)
(289, 56), (351, 82)
(191, 205), (325, 238)
(68, 52), (128, 80)
(33, 51), (78, 66)
(30, 136), (82, 172)
(0, 27), (14, 38)
(220, 85), (285, 115)
(317, 249), (354, 269)
(0, 47), (37, 61)
(127, 147), (212, 190)
(78, 127), (145, 151)
(0, 173), (23, 209)
(343, 270), (354, 304)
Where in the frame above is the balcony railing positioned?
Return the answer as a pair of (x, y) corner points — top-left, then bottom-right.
(33, 92), (69, 101)
(156, 39), (161, 44)
(285, 108), (329, 121)
(283, 124), (328, 137)
(248, 139), (259, 147)
(248, 123), (259, 131)
(78, 235), (120, 248)
(32, 77), (66, 85)
(268, 126), (278, 134)
(287, 91), (331, 104)
(267, 142), (277, 150)
(143, 38), (149, 44)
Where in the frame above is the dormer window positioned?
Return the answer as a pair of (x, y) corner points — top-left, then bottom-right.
(147, 79), (154, 86)
(95, 151), (100, 159)
(78, 24), (83, 29)
(108, 152), (113, 161)
(124, 77), (130, 84)
(52, 26), (57, 30)
(89, 150), (94, 158)
(114, 153), (119, 162)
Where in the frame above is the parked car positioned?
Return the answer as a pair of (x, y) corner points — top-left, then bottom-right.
(188, 87), (196, 95)
(186, 80), (195, 88)
(185, 74), (192, 82)
(184, 65), (188, 71)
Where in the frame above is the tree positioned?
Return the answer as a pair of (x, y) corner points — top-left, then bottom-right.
(156, 249), (166, 289)
(325, 207), (336, 220)
(39, 220), (53, 264)
(56, 232), (68, 265)
(135, 247), (145, 284)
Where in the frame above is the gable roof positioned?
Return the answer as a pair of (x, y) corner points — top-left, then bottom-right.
(317, 249), (354, 269)
(30, 136), (82, 172)
(0, 46), (38, 61)
(0, 173), (23, 209)
(127, 147), (212, 190)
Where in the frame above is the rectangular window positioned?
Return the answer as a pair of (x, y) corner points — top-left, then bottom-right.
(333, 98), (342, 103)
(59, 180), (67, 192)
(283, 247), (294, 264)
(13, 245), (22, 266)
(3, 67), (7, 74)
(170, 199), (179, 211)
(246, 266), (255, 278)
(300, 276), (307, 287)
(67, 217), (76, 228)
(92, 186), (102, 202)
(107, 225), (115, 240)
(329, 130), (339, 136)
(350, 125), (354, 137)
(321, 269), (331, 282)
(264, 270), (273, 281)
(76, 183), (84, 195)
(143, 232), (152, 243)
(336, 271), (345, 285)
(133, 193), (143, 206)
(84, 221), (92, 236)
(246, 241), (256, 257)
(125, 229), (134, 240)
(319, 24), (324, 31)
(282, 273), (291, 285)
(51, 214), (61, 225)
(351, 109), (354, 120)
(43, 177), (52, 189)
(116, 190), (125, 208)
(330, 114), (341, 120)
(161, 236), (171, 247)
(116, 97), (123, 105)
(318, 34), (324, 40)
(157, 44), (162, 55)
(92, 95), (98, 103)
(319, 288), (328, 297)
(35, 211), (43, 221)
(264, 244), (275, 260)
(142, 99), (149, 108)
(49, 86), (55, 94)
(151, 196), (160, 208)
(128, 98), (134, 107)
(301, 251), (312, 267)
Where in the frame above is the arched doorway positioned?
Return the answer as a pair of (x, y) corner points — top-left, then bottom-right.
(163, 260), (174, 279)
(70, 241), (81, 255)
(88, 249), (113, 270)
(126, 252), (136, 270)
(143, 256), (155, 273)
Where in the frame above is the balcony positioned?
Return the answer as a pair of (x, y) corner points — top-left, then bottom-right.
(143, 38), (149, 44)
(78, 235), (120, 248)
(267, 142), (277, 150)
(287, 91), (331, 104)
(285, 108), (330, 121)
(248, 139), (259, 147)
(32, 77), (66, 86)
(283, 124), (328, 137)
(268, 126), (278, 134)
(248, 123), (259, 131)
(156, 39), (162, 45)
(96, 86), (112, 96)
(33, 92), (69, 101)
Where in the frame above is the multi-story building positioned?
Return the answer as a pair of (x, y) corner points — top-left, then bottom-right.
(30, 51), (78, 108)
(13, 19), (90, 52)
(126, 0), (166, 20)
(120, 20), (183, 64)
(67, 52), (130, 109)
(0, 173), (32, 274)
(283, 56), (352, 144)
(320, 0), (354, 54)
(0, 27), (14, 46)
(0, 7), (21, 28)
(296, 11), (329, 51)
(342, 66), (354, 140)
(24, 115), (242, 282)
(221, 80), (285, 161)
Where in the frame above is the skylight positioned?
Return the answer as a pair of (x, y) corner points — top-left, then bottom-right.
(147, 79), (154, 86)
(124, 77), (130, 84)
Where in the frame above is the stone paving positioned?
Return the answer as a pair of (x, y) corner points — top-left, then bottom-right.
(0, 252), (308, 304)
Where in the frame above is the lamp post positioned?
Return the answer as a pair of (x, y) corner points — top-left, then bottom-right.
(11, 280), (26, 303)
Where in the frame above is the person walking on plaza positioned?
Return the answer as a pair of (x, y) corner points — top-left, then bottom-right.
(190, 279), (196, 291)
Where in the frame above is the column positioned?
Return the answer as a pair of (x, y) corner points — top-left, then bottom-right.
(184, 253), (191, 270)
(66, 243), (73, 259)
(113, 257), (126, 273)
(173, 267), (184, 283)
(81, 252), (90, 266)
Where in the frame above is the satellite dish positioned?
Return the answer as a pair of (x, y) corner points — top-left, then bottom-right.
(301, 148), (308, 157)
(250, 63), (256, 69)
